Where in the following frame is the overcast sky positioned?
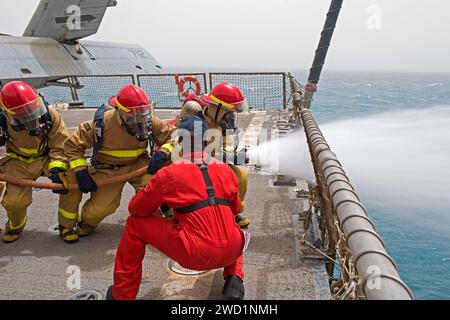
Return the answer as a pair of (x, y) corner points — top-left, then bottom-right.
(1, 0), (450, 73)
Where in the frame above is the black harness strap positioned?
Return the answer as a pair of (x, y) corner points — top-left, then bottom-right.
(92, 104), (108, 166)
(176, 162), (231, 214)
(0, 111), (9, 147)
(37, 104), (53, 154)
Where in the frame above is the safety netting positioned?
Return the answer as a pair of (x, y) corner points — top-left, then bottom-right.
(76, 75), (135, 108)
(138, 74), (208, 109)
(38, 79), (73, 106)
(210, 73), (289, 110)
(36, 72), (289, 110)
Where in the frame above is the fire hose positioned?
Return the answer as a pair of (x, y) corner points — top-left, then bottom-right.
(0, 166), (148, 190)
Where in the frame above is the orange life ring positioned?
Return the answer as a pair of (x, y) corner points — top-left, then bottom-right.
(177, 75), (202, 97)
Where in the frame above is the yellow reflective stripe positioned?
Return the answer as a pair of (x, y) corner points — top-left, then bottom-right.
(98, 148), (147, 158)
(49, 161), (67, 170)
(6, 152), (43, 164)
(160, 144), (174, 153)
(115, 98), (131, 113)
(69, 159), (87, 169)
(58, 208), (78, 220)
(9, 216), (27, 231)
(18, 147), (39, 155)
(209, 95), (236, 110)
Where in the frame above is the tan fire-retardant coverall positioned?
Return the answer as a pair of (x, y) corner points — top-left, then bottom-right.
(202, 109), (248, 213)
(59, 109), (177, 229)
(0, 107), (70, 232)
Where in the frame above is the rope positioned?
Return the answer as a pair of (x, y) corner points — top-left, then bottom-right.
(301, 235), (339, 265)
(301, 182), (360, 299)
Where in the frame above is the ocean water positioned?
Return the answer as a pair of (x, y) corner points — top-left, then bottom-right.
(289, 71), (450, 299)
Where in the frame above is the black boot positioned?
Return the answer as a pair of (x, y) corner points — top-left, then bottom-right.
(58, 225), (79, 243)
(106, 285), (114, 300)
(222, 275), (245, 300)
(235, 214), (249, 229)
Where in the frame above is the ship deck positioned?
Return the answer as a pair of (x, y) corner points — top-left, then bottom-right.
(0, 109), (330, 300)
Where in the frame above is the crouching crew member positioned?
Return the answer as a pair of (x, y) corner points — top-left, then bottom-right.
(58, 85), (177, 243)
(0, 81), (70, 243)
(107, 116), (246, 300)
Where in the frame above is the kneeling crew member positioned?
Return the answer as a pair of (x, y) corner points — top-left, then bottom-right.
(0, 81), (70, 243)
(59, 85), (177, 242)
(107, 116), (246, 300)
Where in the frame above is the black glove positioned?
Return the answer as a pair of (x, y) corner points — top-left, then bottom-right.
(148, 151), (168, 174)
(75, 169), (98, 193)
(50, 168), (69, 195)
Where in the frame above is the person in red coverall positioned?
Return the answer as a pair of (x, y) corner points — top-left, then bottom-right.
(106, 116), (247, 300)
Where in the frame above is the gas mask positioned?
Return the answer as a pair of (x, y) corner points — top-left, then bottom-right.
(3, 96), (47, 136)
(219, 112), (248, 165)
(218, 111), (238, 133)
(119, 105), (152, 142)
(218, 111), (240, 152)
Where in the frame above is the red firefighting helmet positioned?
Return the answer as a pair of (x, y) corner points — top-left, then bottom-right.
(201, 82), (245, 112)
(0, 81), (46, 125)
(108, 85), (152, 114)
(0, 81), (40, 116)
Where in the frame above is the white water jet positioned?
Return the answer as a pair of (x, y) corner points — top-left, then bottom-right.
(248, 106), (450, 227)
(247, 128), (315, 182)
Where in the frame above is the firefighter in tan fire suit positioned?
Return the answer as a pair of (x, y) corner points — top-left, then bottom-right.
(165, 90), (249, 228)
(200, 82), (250, 229)
(58, 85), (177, 243)
(0, 81), (70, 243)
